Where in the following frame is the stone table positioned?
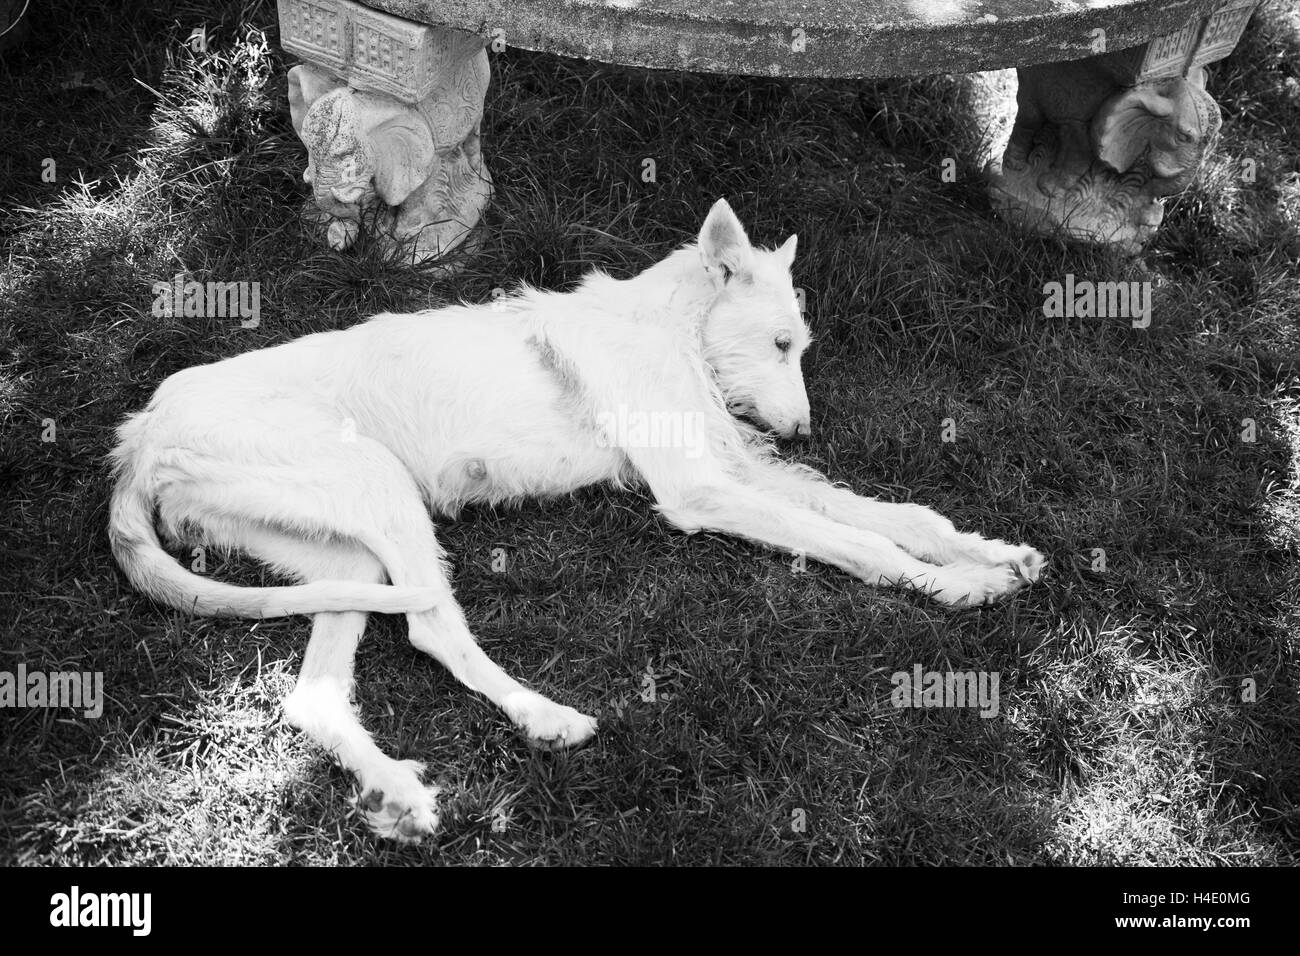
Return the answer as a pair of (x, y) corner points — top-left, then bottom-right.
(277, 0), (1258, 260)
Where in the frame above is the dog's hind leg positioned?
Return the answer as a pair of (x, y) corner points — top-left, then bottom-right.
(181, 434), (596, 753)
(405, 597), (599, 752)
(285, 609), (441, 843)
(240, 528), (440, 842)
(279, 463), (597, 750)
(349, 533), (598, 750)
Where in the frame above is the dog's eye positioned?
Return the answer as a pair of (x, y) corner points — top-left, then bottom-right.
(775, 333), (792, 353)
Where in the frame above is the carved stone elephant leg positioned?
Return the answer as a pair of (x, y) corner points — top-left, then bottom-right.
(278, 0), (492, 264)
(986, 0), (1256, 254)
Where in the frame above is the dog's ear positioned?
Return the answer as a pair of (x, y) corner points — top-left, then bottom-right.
(777, 234), (797, 269)
(699, 198), (754, 283)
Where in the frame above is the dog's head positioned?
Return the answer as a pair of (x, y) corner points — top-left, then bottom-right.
(697, 199), (812, 440)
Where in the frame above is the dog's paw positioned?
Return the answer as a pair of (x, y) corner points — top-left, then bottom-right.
(357, 758), (440, 844)
(924, 562), (1029, 607)
(946, 537), (1047, 578)
(503, 690), (598, 751)
(970, 541), (1047, 581)
(1005, 544), (1046, 583)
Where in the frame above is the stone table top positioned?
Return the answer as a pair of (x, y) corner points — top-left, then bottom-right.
(360, 0), (1233, 77)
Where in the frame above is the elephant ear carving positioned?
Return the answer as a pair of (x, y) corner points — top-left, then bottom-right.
(1092, 82), (1178, 174)
(287, 65), (341, 139)
(353, 92), (437, 207)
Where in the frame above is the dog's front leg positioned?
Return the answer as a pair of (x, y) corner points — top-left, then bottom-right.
(744, 458), (1045, 581)
(656, 481), (1030, 606)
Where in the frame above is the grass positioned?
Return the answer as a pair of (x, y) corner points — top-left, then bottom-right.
(1, 0), (1299, 865)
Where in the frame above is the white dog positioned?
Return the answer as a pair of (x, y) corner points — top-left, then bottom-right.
(109, 199), (1045, 842)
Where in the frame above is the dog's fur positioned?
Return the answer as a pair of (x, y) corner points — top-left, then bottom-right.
(109, 199), (1045, 841)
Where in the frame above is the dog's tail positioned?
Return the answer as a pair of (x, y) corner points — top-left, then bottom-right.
(108, 451), (439, 619)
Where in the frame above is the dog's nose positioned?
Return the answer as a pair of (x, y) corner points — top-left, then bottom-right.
(794, 420), (812, 439)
